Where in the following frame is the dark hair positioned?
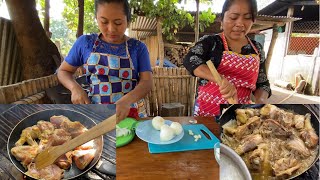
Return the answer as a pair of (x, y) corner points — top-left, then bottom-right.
(94, 0), (131, 22)
(221, 0), (257, 22)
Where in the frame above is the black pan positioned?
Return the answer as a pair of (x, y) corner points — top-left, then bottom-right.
(219, 104), (319, 179)
(7, 109), (103, 180)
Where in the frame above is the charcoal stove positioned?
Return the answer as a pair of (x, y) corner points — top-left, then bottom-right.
(0, 104), (116, 180)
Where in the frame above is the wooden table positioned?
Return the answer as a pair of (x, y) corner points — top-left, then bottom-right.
(117, 117), (219, 180)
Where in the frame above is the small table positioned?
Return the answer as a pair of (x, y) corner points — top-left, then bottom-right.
(116, 116), (219, 179)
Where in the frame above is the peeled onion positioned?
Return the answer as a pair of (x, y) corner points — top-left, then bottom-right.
(152, 116), (165, 130)
(160, 124), (175, 141)
(170, 122), (183, 135)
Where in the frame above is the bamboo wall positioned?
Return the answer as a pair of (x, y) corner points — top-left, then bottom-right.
(143, 35), (158, 67)
(145, 67), (196, 116)
(0, 74), (58, 104)
(0, 17), (22, 86)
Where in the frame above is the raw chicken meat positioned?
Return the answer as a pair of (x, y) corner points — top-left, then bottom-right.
(26, 163), (64, 180)
(73, 149), (96, 170)
(11, 145), (38, 168)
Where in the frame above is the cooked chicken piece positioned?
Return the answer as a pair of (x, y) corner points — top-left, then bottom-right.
(55, 151), (73, 170)
(300, 114), (319, 148)
(260, 104), (278, 118)
(272, 158), (301, 177)
(260, 119), (292, 139)
(236, 109), (248, 124)
(73, 149), (96, 170)
(293, 114), (305, 130)
(15, 125), (41, 146)
(26, 163), (64, 180)
(37, 120), (55, 139)
(51, 129), (72, 146)
(61, 120), (87, 138)
(245, 108), (260, 117)
(248, 145), (265, 171)
(11, 145), (38, 168)
(235, 116), (261, 140)
(300, 130), (318, 149)
(235, 134), (263, 155)
(279, 111), (294, 128)
(286, 136), (311, 157)
(50, 115), (72, 128)
(75, 140), (95, 150)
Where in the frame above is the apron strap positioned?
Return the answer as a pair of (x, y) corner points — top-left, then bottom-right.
(220, 32), (260, 56)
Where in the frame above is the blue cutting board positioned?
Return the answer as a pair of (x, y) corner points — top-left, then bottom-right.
(148, 124), (220, 154)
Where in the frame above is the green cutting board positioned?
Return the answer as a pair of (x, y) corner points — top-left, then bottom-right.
(116, 118), (139, 148)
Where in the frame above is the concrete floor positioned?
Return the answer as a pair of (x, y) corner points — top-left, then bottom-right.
(268, 85), (320, 104)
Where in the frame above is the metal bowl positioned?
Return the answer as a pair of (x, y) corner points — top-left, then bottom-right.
(220, 143), (252, 180)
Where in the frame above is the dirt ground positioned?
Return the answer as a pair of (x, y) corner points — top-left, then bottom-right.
(268, 85), (320, 104)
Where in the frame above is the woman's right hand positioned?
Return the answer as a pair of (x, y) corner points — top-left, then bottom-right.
(70, 85), (91, 104)
(219, 77), (238, 104)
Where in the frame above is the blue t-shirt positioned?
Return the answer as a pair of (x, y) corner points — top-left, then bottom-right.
(65, 34), (152, 78)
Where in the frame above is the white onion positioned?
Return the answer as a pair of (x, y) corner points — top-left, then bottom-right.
(160, 124), (175, 141)
(170, 122), (183, 135)
(152, 116), (165, 130)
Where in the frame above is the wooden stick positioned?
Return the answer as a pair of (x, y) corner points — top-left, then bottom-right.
(206, 61), (237, 104)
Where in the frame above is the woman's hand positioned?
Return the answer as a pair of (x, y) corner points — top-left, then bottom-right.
(115, 99), (131, 124)
(70, 85), (91, 104)
(219, 77), (238, 103)
(254, 89), (269, 104)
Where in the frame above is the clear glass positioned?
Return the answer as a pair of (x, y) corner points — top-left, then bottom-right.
(214, 142), (220, 165)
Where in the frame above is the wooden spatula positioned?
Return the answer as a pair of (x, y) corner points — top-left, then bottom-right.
(35, 114), (116, 169)
(206, 61), (237, 104)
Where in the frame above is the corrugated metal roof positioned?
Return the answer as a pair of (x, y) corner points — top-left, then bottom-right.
(129, 14), (301, 40)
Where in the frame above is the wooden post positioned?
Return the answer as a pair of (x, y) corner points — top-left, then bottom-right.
(279, 6), (294, 78)
(195, 0), (200, 43)
(157, 17), (164, 67)
(44, 0), (50, 37)
(76, 0), (84, 38)
(265, 24), (279, 74)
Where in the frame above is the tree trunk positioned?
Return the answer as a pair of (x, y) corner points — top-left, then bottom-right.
(157, 17), (164, 67)
(5, 0), (60, 80)
(76, 0), (84, 38)
(44, 0), (50, 35)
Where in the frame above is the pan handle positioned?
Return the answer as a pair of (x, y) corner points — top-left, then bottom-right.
(95, 159), (116, 176)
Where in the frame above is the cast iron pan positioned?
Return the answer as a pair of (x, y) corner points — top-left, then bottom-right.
(7, 109), (103, 179)
(219, 104), (319, 179)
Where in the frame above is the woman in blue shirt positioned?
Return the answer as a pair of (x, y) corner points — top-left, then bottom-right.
(57, 0), (153, 123)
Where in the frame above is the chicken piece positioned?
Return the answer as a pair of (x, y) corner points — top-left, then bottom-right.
(293, 114), (305, 130)
(51, 129), (72, 146)
(278, 111), (294, 128)
(75, 140), (95, 150)
(259, 119), (292, 139)
(300, 114), (318, 148)
(55, 151), (73, 170)
(26, 163), (64, 180)
(15, 125), (41, 146)
(272, 158), (301, 177)
(236, 109), (248, 124)
(286, 136), (311, 157)
(61, 120), (87, 138)
(50, 115), (72, 128)
(248, 146), (265, 171)
(37, 120), (55, 139)
(235, 134), (263, 155)
(235, 116), (261, 140)
(11, 145), (38, 168)
(260, 104), (278, 118)
(73, 149), (96, 170)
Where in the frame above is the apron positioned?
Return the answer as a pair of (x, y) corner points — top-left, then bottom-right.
(83, 34), (147, 118)
(195, 33), (260, 117)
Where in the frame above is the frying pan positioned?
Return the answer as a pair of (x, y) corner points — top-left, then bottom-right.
(219, 104), (319, 179)
(7, 109), (105, 179)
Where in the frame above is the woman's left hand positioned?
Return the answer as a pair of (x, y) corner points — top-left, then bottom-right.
(115, 99), (131, 124)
